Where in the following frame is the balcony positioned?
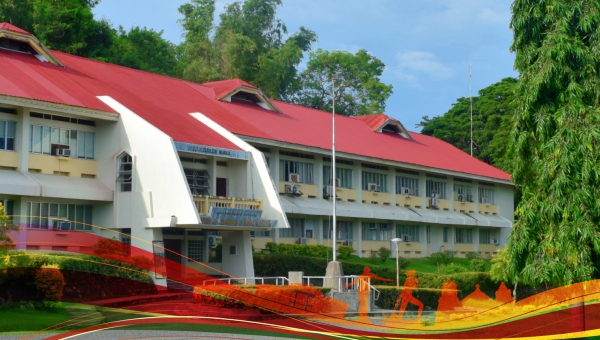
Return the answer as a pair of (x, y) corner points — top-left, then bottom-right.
(29, 154), (97, 177)
(362, 190), (391, 205)
(324, 187), (357, 202)
(279, 182), (318, 198)
(479, 203), (498, 215)
(454, 201), (475, 213)
(0, 150), (18, 169)
(396, 194), (422, 208)
(428, 198), (450, 210)
(193, 195), (263, 216)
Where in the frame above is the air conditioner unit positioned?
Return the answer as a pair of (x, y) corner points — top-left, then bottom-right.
(289, 173), (300, 183)
(430, 197), (438, 208)
(330, 178), (341, 187)
(491, 239), (499, 245)
(401, 187), (411, 196)
(368, 223), (377, 230)
(208, 235), (217, 246)
(57, 222), (70, 230)
(323, 185), (336, 198)
(368, 183), (378, 192)
(457, 194), (465, 202)
(298, 237), (308, 245)
(402, 234), (412, 242)
(60, 148), (71, 157)
(343, 240), (353, 247)
(482, 197), (489, 204)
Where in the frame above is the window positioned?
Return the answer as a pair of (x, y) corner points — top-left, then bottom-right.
(184, 168), (210, 195)
(426, 180), (446, 199)
(117, 153), (133, 192)
(479, 229), (491, 244)
(188, 240), (203, 262)
(454, 184), (473, 202)
(396, 177), (419, 195)
(362, 171), (388, 192)
(323, 166), (353, 189)
(121, 228), (131, 256)
(362, 222), (392, 241)
(29, 125), (94, 159)
(0, 199), (14, 221)
(426, 226), (430, 243)
(479, 188), (495, 204)
(443, 227), (449, 242)
(0, 120), (16, 150)
(280, 160), (314, 184)
(280, 218), (304, 238)
(27, 202), (92, 230)
(229, 245), (237, 255)
(323, 220), (353, 240)
(250, 230), (270, 237)
(455, 228), (473, 244)
(396, 225), (420, 242)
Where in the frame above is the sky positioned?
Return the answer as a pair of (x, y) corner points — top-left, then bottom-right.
(93, 0), (518, 132)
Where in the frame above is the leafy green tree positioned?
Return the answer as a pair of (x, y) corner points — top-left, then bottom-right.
(0, 203), (18, 250)
(506, 0), (600, 287)
(177, 0), (316, 99)
(418, 78), (517, 172)
(109, 26), (177, 76)
(293, 48), (393, 117)
(0, 0), (113, 58)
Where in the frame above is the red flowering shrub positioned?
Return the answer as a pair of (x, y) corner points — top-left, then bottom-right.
(35, 268), (65, 304)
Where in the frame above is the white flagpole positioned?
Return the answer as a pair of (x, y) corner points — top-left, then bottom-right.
(332, 77), (337, 262)
(469, 58), (473, 157)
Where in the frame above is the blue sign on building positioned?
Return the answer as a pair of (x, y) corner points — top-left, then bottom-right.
(200, 207), (276, 228)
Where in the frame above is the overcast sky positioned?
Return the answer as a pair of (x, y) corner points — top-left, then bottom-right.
(93, 0), (517, 132)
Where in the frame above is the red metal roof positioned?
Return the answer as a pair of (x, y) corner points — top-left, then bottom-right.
(0, 22), (32, 35)
(0, 32), (510, 181)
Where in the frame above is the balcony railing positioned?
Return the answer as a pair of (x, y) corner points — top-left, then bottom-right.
(193, 195), (263, 216)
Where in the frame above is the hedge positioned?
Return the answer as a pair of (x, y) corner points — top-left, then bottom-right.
(253, 254), (506, 310)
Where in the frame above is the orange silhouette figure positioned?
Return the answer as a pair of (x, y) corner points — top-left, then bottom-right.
(344, 266), (391, 318)
(495, 282), (513, 304)
(392, 269), (424, 321)
(438, 279), (462, 312)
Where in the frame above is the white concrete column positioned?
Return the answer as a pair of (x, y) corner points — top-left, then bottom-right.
(221, 230), (255, 280)
(352, 220), (360, 255)
(448, 177), (455, 211)
(356, 220), (363, 257)
(355, 163), (363, 202)
(272, 147), (280, 185)
(419, 173), (427, 208)
(448, 226), (455, 251)
(131, 227), (167, 288)
(18, 108), (29, 171)
(474, 227), (480, 252)
(430, 225), (444, 254)
(389, 169), (396, 206)
(419, 225), (427, 258)
(473, 181), (480, 213)
(274, 227), (280, 244)
(210, 157), (217, 196)
(317, 218), (324, 245)
(316, 156), (324, 199)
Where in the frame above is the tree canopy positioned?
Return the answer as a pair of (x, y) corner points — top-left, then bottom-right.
(417, 77), (517, 173)
(292, 48), (393, 117)
(505, 0), (600, 287)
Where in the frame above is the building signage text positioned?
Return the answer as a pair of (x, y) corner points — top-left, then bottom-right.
(201, 207), (277, 228)
(174, 141), (248, 160)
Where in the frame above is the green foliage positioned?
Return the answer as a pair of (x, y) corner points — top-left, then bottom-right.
(337, 245), (353, 260)
(368, 249), (379, 264)
(465, 251), (481, 261)
(0, 202), (19, 250)
(490, 248), (513, 284)
(418, 78), (517, 172)
(469, 259), (486, 272)
(293, 48), (393, 117)
(378, 247), (391, 263)
(506, 0), (600, 287)
(34, 268), (65, 307)
(56, 254), (152, 283)
(439, 262), (467, 274)
(429, 250), (456, 265)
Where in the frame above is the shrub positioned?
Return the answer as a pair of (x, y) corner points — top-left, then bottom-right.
(465, 251), (481, 261)
(396, 256), (410, 270)
(35, 268), (65, 307)
(429, 250), (457, 265)
(469, 259), (486, 272)
(337, 246), (353, 260)
(378, 247), (391, 263)
(93, 238), (124, 257)
(439, 263), (467, 274)
(368, 249), (379, 264)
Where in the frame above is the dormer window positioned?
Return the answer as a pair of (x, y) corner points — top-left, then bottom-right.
(353, 114), (414, 140)
(0, 22), (64, 67)
(229, 91), (270, 110)
(381, 124), (401, 134)
(203, 79), (280, 112)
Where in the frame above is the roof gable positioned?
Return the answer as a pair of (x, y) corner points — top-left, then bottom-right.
(354, 114), (413, 139)
(203, 78), (280, 112)
(0, 22), (63, 67)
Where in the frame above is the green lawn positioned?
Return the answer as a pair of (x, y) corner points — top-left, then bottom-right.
(342, 255), (491, 274)
(0, 307), (72, 333)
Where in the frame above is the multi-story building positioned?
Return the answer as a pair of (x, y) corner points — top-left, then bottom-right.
(0, 23), (512, 285)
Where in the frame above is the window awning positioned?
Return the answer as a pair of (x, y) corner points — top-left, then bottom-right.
(405, 207), (477, 226)
(30, 173), (113, 201)
(0, 170), (40, 196)
(464, 212), (512, 228)
(279, 195), (481, 225)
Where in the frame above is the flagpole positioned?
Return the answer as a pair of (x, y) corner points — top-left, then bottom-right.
(332, 77), (337, 262)
(469, 58), (473, 157)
